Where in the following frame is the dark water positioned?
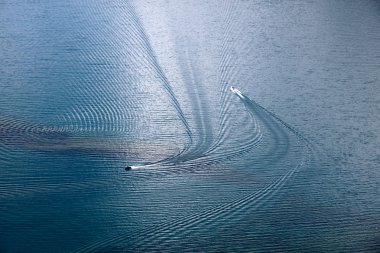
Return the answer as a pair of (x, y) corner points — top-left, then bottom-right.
(1, 0), (380, 252)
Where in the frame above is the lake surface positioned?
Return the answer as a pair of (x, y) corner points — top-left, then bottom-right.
(1, 0), (380, 252)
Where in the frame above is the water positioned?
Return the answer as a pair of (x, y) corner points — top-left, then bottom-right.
(1, 0), (380, 252)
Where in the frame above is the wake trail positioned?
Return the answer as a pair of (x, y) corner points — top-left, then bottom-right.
(71, 89), (312, 253)
(123, 3), (194, 157)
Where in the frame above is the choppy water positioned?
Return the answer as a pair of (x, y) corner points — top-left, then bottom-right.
(1, 0), (380, 252)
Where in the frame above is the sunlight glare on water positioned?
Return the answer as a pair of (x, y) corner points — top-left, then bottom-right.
(1, 0), (380, 252)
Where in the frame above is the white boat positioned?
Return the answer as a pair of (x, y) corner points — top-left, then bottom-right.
(229, 86), (244, 98)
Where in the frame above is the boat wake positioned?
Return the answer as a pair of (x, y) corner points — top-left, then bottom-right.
(70, 85), (313, 252)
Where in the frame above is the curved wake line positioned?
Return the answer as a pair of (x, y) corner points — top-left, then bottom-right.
(210, 1), (254, 152)
(121, 3), (194, 156)
(126, 91), (263, 170)
(71, 162), (305, 253)
(71, 90), (312, 252)
(129, 88), (263, 170)
(50, 1), (193, 160)
(173, 45), (215, 160)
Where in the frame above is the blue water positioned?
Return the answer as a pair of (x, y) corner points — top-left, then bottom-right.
(1, 0), (380, 252)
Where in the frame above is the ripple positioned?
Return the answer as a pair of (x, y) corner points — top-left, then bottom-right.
(71, 89), (312, 252)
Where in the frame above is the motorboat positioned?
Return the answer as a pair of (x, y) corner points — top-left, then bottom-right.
(229, 86), (244, 98)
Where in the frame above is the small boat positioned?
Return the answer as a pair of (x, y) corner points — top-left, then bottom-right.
(229, 86), (244, 98)
(125, 166), (132, 171)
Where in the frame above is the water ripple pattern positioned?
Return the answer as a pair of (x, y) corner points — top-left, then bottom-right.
(1, 0), (380, 252)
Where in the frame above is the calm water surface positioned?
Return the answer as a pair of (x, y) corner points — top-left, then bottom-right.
(1, 0), (380, 252)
